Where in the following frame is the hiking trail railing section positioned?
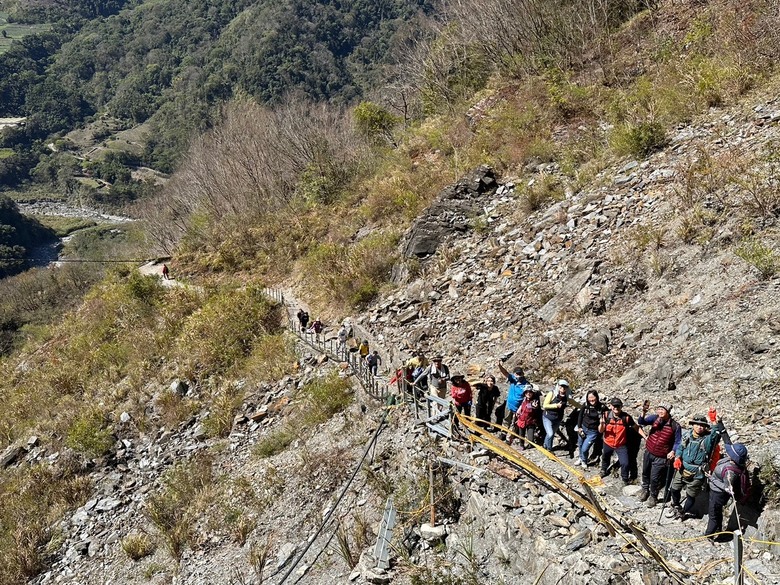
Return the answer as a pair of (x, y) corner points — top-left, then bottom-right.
(264, 288), (390, 402)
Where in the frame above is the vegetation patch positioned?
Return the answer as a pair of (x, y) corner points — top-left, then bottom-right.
(145, 453), (216, 560)
(735, 239), (779, 279)
(0, 464), (91, 585)
(255, 373), (354, 459)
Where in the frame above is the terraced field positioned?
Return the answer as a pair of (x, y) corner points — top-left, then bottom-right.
(0, 12), (50, 53)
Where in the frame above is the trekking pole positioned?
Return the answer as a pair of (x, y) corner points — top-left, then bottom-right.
(657, 464), (675, 525)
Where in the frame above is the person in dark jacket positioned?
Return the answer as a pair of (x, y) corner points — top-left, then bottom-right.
(474, 375), (501, 429)
(637, 403), (681, 507)
(705, 442), (749, 538)
(576, 390), (605, 467)
(542, 380), (579, 450)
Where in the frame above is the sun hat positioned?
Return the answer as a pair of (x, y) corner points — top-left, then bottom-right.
(688, 414), (711, 427)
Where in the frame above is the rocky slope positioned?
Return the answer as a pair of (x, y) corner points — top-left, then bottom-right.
(5, 76), (780, 585)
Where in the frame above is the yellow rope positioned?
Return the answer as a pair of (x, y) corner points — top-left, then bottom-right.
(742, 563), (763, 585)
(746, 537), (780, 547)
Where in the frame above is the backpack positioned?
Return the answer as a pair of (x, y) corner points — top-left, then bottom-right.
(679, 431), (715, 474)
(720, 462), (752, 504)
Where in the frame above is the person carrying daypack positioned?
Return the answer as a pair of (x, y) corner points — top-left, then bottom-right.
(705, 442), (750, 539)
(637, 402), (681, 508)
(311, 318), (323, 341)
(497, 361), (531, 442)
(359, 339), (369, 359)
(366, 350), (381, 376)
(667, 410), (726, 520)
(599, 398), (640, 485)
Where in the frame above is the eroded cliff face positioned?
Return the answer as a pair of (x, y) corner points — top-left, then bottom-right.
(17, 82), (780, 585)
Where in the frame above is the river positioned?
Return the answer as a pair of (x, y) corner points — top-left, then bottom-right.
(17, 200), (135, 268)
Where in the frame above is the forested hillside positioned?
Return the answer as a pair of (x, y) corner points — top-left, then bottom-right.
(0, 0), (430, 195)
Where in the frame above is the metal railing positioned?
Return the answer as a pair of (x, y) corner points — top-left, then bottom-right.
(264, 288), (391, 402)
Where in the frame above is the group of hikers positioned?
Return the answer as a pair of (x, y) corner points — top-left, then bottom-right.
(296, 310), (382, 375)
(398, 352), (752, 541)
(290, 310), (752, 540)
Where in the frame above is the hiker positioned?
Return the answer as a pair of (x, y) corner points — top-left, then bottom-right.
(667, 410), (726, 520)
(406, 351), (429, 397)
(366, 350), (381, 376)
(496, 361), (532, 442)
(161, 264), (170, 280)
(297, 309), (309, 332)
(576, 390), (605, 467)
(541, 380), (578, 451)
(337, 324), (348, 358)
(599, 398), (640, 485)
(359, 339), (370, 359)
(311, 318), (323, 341)
(705, 442), (750, 538)
(474, 375), (501, 429)
(637, 403), (681, 508)
(415, 355), (449, 399)
(514, 386), (541, 449)
(450, 374), (472, 418)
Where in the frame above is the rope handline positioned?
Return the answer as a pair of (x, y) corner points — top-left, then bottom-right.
(276, 407), (390, 585)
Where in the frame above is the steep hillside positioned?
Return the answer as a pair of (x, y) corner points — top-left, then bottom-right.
(1, 0), (780, 584)
(5, 82), (779, 585)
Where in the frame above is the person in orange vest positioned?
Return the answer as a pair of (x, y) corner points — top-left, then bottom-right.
(599, 397), (641, 485)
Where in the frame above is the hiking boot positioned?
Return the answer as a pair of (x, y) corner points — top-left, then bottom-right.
(665, 505), (682, 519)
(622, 479), (633, 487)
(646, 495), (657, 508)
(600, 470), (609, 478)
(637, 489), (650, 502)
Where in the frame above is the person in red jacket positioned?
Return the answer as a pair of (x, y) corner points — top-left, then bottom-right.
(450, 374), (473, 418)
(599, 398), (640, 485)
(637, 402), (681, 508)
(513, 387), (541, 449)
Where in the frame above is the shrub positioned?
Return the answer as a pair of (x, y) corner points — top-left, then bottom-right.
(0, 465), (91, 585)
(301, 233), (399, 309)
(65, 408), (114, 457)
(610, 120), (666, 158)
(518, 173), (564, 213)
(203, 383), (243, 438)
(145, 453), (215, 560)
(121, 533), (155, 561)
(241, 334), (296, 381)
(354, 102), (400, 146)
(301, 373), (354, 423)
(735, 239), (779, 279)
(254, 426), (297, 459)
(174, 286), (282, 379)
